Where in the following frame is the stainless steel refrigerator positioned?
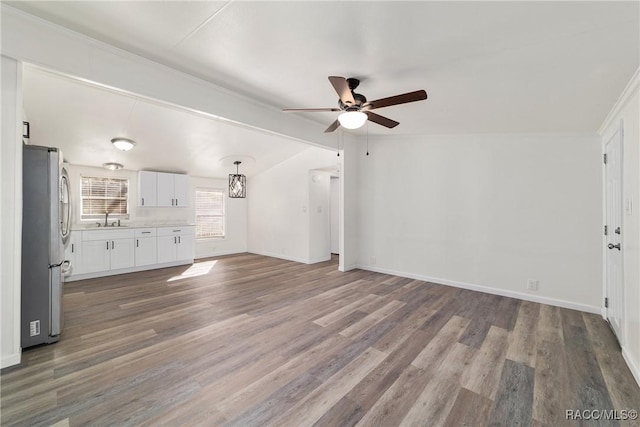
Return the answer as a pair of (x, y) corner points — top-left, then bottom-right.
(21, 144), (71, 348)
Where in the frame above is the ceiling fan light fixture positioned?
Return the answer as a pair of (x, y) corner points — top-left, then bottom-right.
(338, 111), (367, 129)
(111, 137), (136, 151)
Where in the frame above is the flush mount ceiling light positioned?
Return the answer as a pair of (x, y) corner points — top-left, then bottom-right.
(111, 137), (136, 151)
(338, 111), (367, 130)
(229, 161), (246, 199)
(102, 162), (124, 171)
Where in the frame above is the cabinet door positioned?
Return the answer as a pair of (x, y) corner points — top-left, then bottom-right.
(173, 174), (190, 207)
(157, 235), (176, 263)
(64, 233), (81, 275)
(81, 240), (110, 273)
(156, 172), (175, 207)
(110, 238), (135, 270)
(138, 171), (157, 207)
(176, 234), (195, 261)
(135, 236), (157, 266)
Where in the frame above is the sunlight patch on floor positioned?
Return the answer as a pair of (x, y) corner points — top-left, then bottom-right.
(168, 260), (217, 282)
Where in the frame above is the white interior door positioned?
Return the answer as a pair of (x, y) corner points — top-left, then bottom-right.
(604, 124), (623, 342)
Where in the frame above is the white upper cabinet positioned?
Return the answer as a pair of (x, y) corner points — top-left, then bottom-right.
(138, 171), (157, 207)
(138, 171), (190, 207)
(173, 174), (190, 207)
(156, 172), (174, 207)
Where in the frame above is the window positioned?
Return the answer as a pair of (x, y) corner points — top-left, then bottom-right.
(196, 188), (225, 238)
(81, 176), (129, 220)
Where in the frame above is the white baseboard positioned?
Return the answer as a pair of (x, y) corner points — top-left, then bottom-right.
(65, 259), (194, 282)
(195, 249), (246, 260)
(1, 352), (21, 369)
(339, 263), (358, 272)
(248, 251), (332, 265)
(622, 346), (640, 388)
(309, 255), (332, 264)
(248, 251), (311, 265)
(356, 264), (601, 315)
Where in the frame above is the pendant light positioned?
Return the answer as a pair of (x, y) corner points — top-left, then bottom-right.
(229, 161), (246, 198)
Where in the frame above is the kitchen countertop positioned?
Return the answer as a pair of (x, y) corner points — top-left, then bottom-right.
(71, 223), (195, 231)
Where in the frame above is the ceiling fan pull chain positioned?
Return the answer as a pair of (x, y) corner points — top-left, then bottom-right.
(366, 122), (370, 156)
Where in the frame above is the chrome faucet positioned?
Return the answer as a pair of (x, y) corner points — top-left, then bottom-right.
(104, 211), (110, 227)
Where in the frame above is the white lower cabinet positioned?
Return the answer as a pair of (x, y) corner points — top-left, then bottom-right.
(157, 227), (195, 263)
(81, 239), (111, 274)
(110, 239), (135, 270)
(81, 229), (135, 274)
(135, 228), (157, 267)
(71, 226), (193, 279)
(64, 232), (82, 275)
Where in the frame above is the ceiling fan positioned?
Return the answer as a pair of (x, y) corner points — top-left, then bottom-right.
(283, 76), (427, 133)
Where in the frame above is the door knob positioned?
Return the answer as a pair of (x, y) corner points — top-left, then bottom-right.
(608, 243), (621, 251)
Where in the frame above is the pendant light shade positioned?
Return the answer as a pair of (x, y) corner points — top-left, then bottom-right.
(338, 111), (367, 129)
(229, 161), (246, 198)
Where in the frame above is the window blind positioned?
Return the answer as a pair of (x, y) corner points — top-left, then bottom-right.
(81, 176), (129, 219)
(196, 188), (225, 238)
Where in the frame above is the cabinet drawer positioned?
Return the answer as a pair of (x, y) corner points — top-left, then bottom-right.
(135, 228), (157, 237)
(157, 226), (194, 236)
(82, 229), (135, 241)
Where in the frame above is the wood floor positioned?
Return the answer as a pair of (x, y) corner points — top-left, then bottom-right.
(1, 254), (639, 426)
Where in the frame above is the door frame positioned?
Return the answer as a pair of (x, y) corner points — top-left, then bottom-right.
(602, 119), (624, 344)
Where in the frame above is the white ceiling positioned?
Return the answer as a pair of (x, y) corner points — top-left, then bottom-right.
(23, 66), (313, 177)
(11, 1), (640, 174)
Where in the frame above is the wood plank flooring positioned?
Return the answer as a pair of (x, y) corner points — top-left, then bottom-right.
(1, 254), (639, 426)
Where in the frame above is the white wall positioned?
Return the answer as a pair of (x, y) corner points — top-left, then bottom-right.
(356, 132), (603, 312)
(599, 69), (640, 385)
(330, 177), (340, 254)
(309, 170), (331, 263)
(1, 56), (23, 368)
(341, 141), (358, 271)
(192, 176), (247, 259)
(248, 146), (337, 264)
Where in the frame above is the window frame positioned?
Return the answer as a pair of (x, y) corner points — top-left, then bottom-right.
(195, 187), (226, 240)
(79, 175), (130, 221)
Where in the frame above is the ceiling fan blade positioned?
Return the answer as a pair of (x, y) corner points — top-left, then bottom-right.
(365, 111), (399, 128)
(364, 90), (427, 110)
(328, 76), (356, 106)
(282, 108), (341, 112)
(324, 119), (340, 133)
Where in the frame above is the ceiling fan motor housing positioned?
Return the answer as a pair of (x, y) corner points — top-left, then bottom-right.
(339, 92), (367, 110)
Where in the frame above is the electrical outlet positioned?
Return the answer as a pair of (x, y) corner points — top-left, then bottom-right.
(526, 279), (539, 291)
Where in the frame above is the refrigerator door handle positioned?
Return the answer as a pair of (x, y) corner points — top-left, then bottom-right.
(61, 260), (71, 276)
(49, 265), (63, 337)
(50, 259), (68, 268)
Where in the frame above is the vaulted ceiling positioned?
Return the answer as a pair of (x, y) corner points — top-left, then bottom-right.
(9, 1), (640, 176)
